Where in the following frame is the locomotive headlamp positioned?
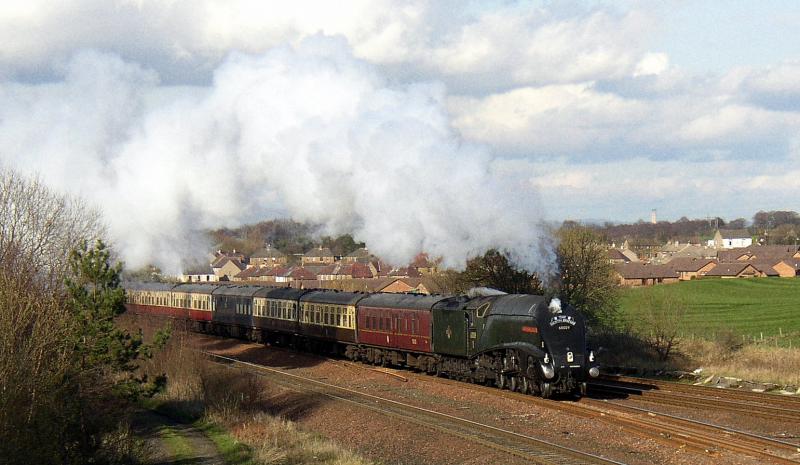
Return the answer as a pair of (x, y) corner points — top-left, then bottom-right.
(543, 353), (550, 364)
(589, 366), (600, 378)
(589, 351), (595, 363)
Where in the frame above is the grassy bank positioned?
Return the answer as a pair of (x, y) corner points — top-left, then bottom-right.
(612, 278), (800, 386)
(134, 319), (373, 465)
(619, 278), (800, 347)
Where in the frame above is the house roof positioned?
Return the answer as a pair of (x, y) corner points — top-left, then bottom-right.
(251, 245), (285, 259)
(717, 249), (752, 262)
(234, 266), (261, 279)
(306, 264), (337, 275)
(666, 258), (716, 272)
(705, 262), (758, 277)
(350, 263), (374, 279)
(614, 263), (679, 280)
(213, 257), (245, 271)
(346, 247), (371, 259)
(778, 260), (800, 271)
(607, 249), (630, 262)
(749, 262), (780, 277)
(718, 229), (751, 239)
(304, 246), (334, 258)
(388, 266), (422, 278)
(284, 266), (317, 280)
(264, 266), (288, 277)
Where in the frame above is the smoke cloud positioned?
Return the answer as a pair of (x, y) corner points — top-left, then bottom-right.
(0, 37), (553, 276)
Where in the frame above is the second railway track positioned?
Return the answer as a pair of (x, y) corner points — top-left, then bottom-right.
(202, 351), (627, 465)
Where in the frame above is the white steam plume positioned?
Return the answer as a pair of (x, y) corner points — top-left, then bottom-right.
(0, 37), (554, 276)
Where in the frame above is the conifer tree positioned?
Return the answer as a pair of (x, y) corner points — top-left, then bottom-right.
(62, 239), (168, 461)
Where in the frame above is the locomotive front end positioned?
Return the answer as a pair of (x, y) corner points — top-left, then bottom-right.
(535, 298), (599, 397)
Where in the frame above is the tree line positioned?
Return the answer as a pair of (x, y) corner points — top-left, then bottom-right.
(583, 210), (800, 246)
(0, 167), (167, 465)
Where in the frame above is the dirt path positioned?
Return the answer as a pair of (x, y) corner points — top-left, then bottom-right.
(131, 410), (225, 465)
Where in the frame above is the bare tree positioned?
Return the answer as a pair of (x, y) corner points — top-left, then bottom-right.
(633, 288), (688, 361)
(0, 167), (103, 288)
(0, 167), (105, 463)
(557, 226), (619, 326)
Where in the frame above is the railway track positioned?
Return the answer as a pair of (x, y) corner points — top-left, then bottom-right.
(600, 375), (800, 410)
(202, 351), (627, 465)
(413, 371), (800, 464)
(590, 379), (800, 423)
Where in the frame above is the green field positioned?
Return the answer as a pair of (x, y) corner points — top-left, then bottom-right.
(618, 278), (800, 347)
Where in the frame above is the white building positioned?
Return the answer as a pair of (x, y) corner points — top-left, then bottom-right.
(708, 229), (753, 249)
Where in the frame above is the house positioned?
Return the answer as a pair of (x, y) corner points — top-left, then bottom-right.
(749, 262), (780, 277)
(708, 229), (752, 249)
(341, 247), (372, 263)
(388, 266), (423, 278)
(614, 263), (680, 286)
(250, 244), (287, 267)
(211, 257), (246, 281)
(380, 278), (431, 294)
(276, 266), (317, 283)
(665, 258), (717, 280)
(410, 253), (440, 274)
(211, 250), (247, 266)
(655, 242), (716, 263)
(716, 249), (753, 262)
(301, 246), (335, 265)
(232, 266), (261, 282)
(773, 260), (800, 277)
(608, 248), (632, 264)
(705, 262), (761, 278)
(260, 266), (288, 282)
(180, 265), (218, 283)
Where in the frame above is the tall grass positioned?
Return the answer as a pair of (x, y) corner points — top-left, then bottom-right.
(135, 317), (373, 465)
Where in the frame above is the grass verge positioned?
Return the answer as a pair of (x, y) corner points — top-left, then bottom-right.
(129, 315), (374, 465)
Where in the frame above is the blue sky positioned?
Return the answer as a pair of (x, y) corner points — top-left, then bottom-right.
(1, 0), (799, 233)
(655, 0), (800, 73)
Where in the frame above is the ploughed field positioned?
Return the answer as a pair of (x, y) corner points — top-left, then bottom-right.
(619, 278), (800, 346)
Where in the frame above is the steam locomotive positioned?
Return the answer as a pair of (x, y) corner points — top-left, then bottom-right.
(125, 283), (600, 397)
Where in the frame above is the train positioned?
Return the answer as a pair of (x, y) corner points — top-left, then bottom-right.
(125, 282), (600, 397)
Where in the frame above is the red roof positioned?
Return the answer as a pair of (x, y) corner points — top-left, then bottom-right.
(284, 266), (317, 280)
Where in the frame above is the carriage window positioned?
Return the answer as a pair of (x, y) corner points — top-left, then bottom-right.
(336, 309), (342, 326)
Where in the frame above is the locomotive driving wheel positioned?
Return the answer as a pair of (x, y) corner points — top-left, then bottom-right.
(541, 382), (553, 399)
(519, 376), (530, 394)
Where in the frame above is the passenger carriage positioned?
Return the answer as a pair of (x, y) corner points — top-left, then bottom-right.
(211, 284), (261, 338)
(124, 282), (176, 317)
(299, 290), (363, 348)
(253, 287), (308, 343)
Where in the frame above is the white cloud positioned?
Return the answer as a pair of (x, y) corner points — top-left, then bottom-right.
(1, 0), (799, 231)
(0, 1), (652, 92)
